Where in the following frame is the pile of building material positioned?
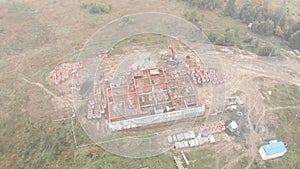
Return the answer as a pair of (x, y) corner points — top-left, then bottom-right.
(186, 63), (227, 85)
(188, 134), (215, 147)
(173, 134), (215, 149)
(181, 151), (189, 166)
(168, 130), (196, 143)
(197, 120), (226, 136)
(50, 62), (82, 85)
(208, 69), (224, 85)
(173, 156), (185, 169)
(87, 100), (106, 120)
(225, 104), (238, 111)
(168, 129), (217, 149)
(226, 96), (244, 105)
(225, 96), (244, 111)
(174, 140), (189, 149)
(187, 64), (210, 85)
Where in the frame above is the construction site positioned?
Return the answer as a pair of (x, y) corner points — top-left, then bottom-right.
(85, 44), (226, 132)
(3, 0), (300, 168)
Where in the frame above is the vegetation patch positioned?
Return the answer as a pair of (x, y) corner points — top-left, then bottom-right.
(81, 3), (111, 14)
(186, 149), (216, 169)
(114, 33), (169, 48)
(232, 157), (249, 169)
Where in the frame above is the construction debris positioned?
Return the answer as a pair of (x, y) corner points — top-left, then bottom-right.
(226, 96), (244, 105)
(226, 104), (237, 111)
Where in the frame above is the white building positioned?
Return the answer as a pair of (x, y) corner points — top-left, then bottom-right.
(259, 141), (287, 160)
(227, 120), (238, 132)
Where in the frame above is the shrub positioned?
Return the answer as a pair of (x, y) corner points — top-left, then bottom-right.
(239, 2), (257, 23)
(257, 46), (279, 56)
(243, 37), (253, 44)
(215, 34), (226, 45)
(208, 33), (218, 42)
(212, 28), (237, 46)
(224, 0), (236, 18)
(252, 20), (275, 36)
(288, 30), (300, 50)
(88, 3), (111, 14)
(81, 3), (88, 9)
(184, 10), (202, 28)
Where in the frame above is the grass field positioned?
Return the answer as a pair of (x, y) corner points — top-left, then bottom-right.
(232, 157), (249, 169)
(265, 84), (300, 168)
(269, 84), (300, 107)
(265, 108), (300, 169)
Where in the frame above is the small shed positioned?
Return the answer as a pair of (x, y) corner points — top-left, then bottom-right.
(228, 121), (238, 132)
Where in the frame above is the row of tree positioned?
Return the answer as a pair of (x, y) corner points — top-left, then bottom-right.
(228, 0), (300, 50)
(180, 0), (222, 10)
(181, 0), (300, 50)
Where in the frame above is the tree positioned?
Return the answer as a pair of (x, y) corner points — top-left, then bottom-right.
(224, 28), (236, 45)
(208, 33), (218, 42)
(288, 30), (300, 50)
(224, 0), (236, 18)
(184, 10), (202, 28)
(252, 20), (275, 36)
(199, 0), (222, 10)
(215, 34), (226, 45)
(274, 25), (284, 37)
(257, 46), (280, 57)
(292, 21), (300, 33)
(239, 2), (257, 23)
(215, 28), (236, 46)
(243, 37), (253, 44)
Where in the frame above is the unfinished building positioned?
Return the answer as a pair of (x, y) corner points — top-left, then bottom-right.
(106, 67), (205, 131)
(86, 45), (225, 131)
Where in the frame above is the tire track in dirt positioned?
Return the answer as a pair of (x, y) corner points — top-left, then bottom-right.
(23, 77), (72, 113)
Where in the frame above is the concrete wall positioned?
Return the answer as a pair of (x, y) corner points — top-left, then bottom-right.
(108, 106), (205, 131)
